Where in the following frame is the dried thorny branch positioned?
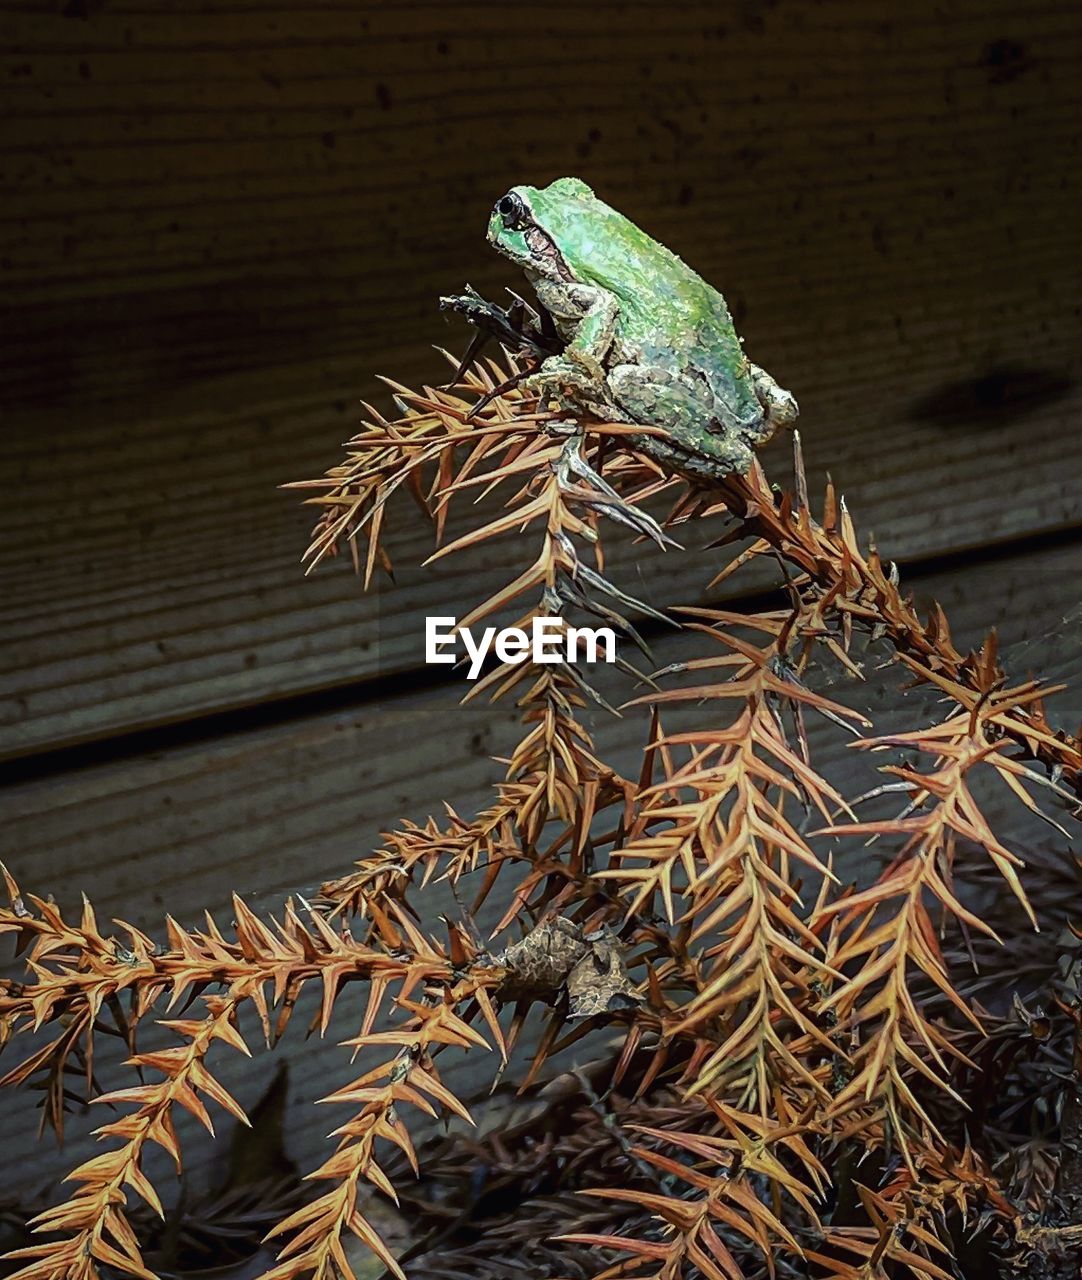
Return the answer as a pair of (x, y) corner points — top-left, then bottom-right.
(2, 353), (1081, 1280)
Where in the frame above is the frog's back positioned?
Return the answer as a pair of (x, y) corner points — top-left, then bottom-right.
(693, 289), (762, 428)
(529, 184), (699, 318)
(587, 221), (762, 428)
(576, 207), (710, 324)
(558, 191), (743, 356)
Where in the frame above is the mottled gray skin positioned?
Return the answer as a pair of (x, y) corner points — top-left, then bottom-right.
(486, 176), (798, 474)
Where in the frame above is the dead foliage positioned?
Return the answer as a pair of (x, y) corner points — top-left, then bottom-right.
(2, 353), (1080, 1279)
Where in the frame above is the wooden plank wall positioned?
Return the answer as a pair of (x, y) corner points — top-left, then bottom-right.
(1, 0), (1080, 1212)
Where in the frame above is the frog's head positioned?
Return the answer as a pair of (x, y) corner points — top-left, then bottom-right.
(486, 177), (598, 283)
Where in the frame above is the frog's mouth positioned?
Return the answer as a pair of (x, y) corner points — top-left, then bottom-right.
(523, 224), (574, 282)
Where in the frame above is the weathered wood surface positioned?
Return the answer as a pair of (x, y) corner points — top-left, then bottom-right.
(2, 542), (1079, 1195)
(3, 0), (1081, 758)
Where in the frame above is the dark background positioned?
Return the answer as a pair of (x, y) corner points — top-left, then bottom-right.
(1, 0), (1080, 1196)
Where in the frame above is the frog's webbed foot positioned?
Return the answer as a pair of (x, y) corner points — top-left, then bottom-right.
(749, 362), (799, 432)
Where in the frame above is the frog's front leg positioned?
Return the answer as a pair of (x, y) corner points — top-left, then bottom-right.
(526, 280), (620, 414)
(532, 279), (619, 373)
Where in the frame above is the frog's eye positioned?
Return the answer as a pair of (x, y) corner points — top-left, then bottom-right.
(496, 192), (527, 231)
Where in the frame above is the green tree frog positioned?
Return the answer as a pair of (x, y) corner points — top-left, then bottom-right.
(487, 176), (797, 475)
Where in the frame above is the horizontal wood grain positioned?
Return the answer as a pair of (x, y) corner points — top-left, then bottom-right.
(1, 540), (1079, 1191)
(3, 0), (1081, 757)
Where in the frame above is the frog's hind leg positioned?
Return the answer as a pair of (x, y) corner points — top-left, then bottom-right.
(608, 363), (755, 473)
